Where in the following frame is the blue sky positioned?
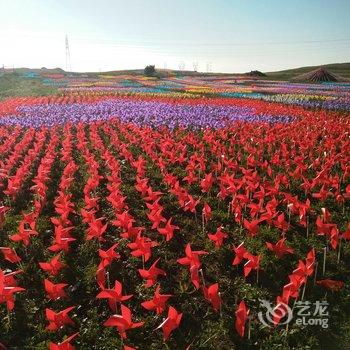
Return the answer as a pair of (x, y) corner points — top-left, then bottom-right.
(0, 0), (349, 72)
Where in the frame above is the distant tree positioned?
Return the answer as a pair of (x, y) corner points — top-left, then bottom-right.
(144, 65), (156, 77)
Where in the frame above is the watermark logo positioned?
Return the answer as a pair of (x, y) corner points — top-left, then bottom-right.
(258, 300), (329, 329)
(258, 299), (293, 327)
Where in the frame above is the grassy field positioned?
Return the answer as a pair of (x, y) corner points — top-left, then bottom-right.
(0, 72), (58, 100)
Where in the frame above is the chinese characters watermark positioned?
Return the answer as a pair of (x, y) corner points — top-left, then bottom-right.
(258, 299), (329, 329)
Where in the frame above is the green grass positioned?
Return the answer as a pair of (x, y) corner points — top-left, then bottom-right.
(0, 72), (58, 100)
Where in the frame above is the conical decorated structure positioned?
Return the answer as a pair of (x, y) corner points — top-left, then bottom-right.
(292, 68), (344, 83)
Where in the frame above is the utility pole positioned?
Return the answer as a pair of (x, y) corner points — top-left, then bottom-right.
(65, 34), (71, 71)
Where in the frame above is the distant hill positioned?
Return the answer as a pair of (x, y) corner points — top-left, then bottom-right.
(266, 62), (350, 80)
(87, 63), (350, 80)
(1, 63), (350, 97)
(97, 68), (209, 77)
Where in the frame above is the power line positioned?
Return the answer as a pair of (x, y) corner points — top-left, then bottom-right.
(73, 36), (350, 47)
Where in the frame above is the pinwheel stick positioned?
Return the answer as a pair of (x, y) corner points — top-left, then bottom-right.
(313, 261), (318, 285)
(248, 316), (251, 340)
(287, 205), (291, 222)
(301, 278), (307, 301)
(322, 247), (327, 276)
(337, 238), (342, 263)
(106, 271), (110, 289)
(201, 212), (205, 234)
(6, 309), (10, 327)
(199, 268), (206, 287)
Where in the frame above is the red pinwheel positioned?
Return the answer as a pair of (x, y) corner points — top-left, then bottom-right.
(49, 333), (79, 350)
(261, 202), (278, 224)
(157, 218), (179, 241)
(96, 267), (106, 289)
(200, 173), (214, 193)
(316, 279), (344, 291)
(291, 250), (315, 288)
(235, 300), (249, 337)
(243, 218), (260, 237)
(177, 244), (208, 288)
(145, 199), (164, 214)
(316, 216), (334, 236)
(157, 306), (182, 341)
(147, 209), (166, 230)
(183, 170), (197, 185)
(312, 185), (332, 201)
(183, 194), (199, 213)
(266, 238), (294, 258)
(44, 279), (68, 300)
(232, 242), (247, 265)
(104, 304), (144, 339)
(107, 192), (127, 213)
(330, 226), (339, 249)
(0, 205), (9, 228)
(202, 202), (212, 223)
(135, 176), (149, 196)
(0, 246), (21, 263)
(177, 243), (208, 269)
(120, 225), (144, 240)
(316, 214), (339, 249)
(208, 226), (228, 248)
(163, 172), (177, 187)
(132, 156), (146, 177)
(342, 222), (350, 240)
(247, 202), (262, 218)
(305, 248), (316, 275)
(202, 283), (221, 312)
(141, 285), (172, 314)
(128, 234), (158, 262)
(124, 346), (136, 350)
(86, 217), (108, 241)
(144, 187), (163, 202)
(98, 243), (120, 269)
(10, 220), (38, 246)
(282, 273), (302, 302)
(80, 208), (96, 225)
(49, 225), (76, 253)
(45, 306), (75, 331)
(243, 253), (260, 277)
(0, 269), (25, 311)
(84, 194), (100, 211)
(298, 199), (310, 227)
(112, 211), (135, 231)
(54, 192), (75, 222)
(39, 254), (66, 276)
(273, 213), (290, 232)
(138, 258), (166, 288)
(97, 280), (133, 312)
